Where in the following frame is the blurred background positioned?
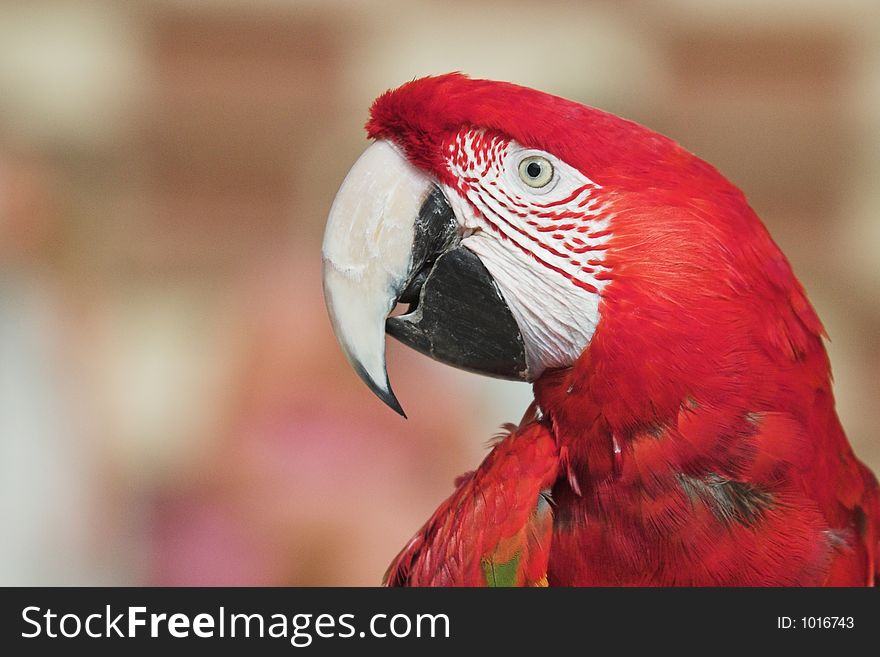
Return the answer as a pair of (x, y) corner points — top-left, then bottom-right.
(1, 0), (878, 585)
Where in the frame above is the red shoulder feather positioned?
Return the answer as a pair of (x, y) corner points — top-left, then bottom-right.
(384, 417), (559, 587)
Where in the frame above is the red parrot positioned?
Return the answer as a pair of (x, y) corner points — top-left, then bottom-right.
(321, 73), (879, 586)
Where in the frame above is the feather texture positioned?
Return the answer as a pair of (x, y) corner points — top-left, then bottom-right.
(385, 420), (558, 586)
(371, 74), (879, 586)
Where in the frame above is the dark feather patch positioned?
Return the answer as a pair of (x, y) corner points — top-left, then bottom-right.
(824, 528), (853, 553)
(678, 473), (775, 528)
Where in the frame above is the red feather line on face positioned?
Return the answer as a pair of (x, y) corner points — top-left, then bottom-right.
(444, 128), (611, 296)
(466, 205), (602, 294)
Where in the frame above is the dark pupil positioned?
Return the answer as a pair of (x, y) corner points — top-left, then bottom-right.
(526, 161), (543, 178)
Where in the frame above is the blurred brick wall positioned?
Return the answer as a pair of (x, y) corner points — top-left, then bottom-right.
(137, 6), (347, 271)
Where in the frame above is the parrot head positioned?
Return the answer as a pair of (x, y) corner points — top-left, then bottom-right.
(322, 73), (824, 419)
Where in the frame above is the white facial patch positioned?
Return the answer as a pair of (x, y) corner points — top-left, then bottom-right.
(443, 130), (614, 378)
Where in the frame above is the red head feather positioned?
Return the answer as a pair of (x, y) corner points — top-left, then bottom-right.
(367, 74), (826, 431)
(365, 74), (878, 586)
(368, 72), (725, 194)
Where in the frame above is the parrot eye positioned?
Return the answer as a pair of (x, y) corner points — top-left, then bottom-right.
(517, 155), (554, 188)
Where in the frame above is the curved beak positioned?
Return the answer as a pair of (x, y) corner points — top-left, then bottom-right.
(322, 140), (527, 416)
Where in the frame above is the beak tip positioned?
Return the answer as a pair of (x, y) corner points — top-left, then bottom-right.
(351, 360), (407, 418)
(387, 395), (408, 419)
(375, 384), (408, 419)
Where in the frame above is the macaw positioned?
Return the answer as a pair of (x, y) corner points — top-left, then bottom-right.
(321, 73), (879, 586)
